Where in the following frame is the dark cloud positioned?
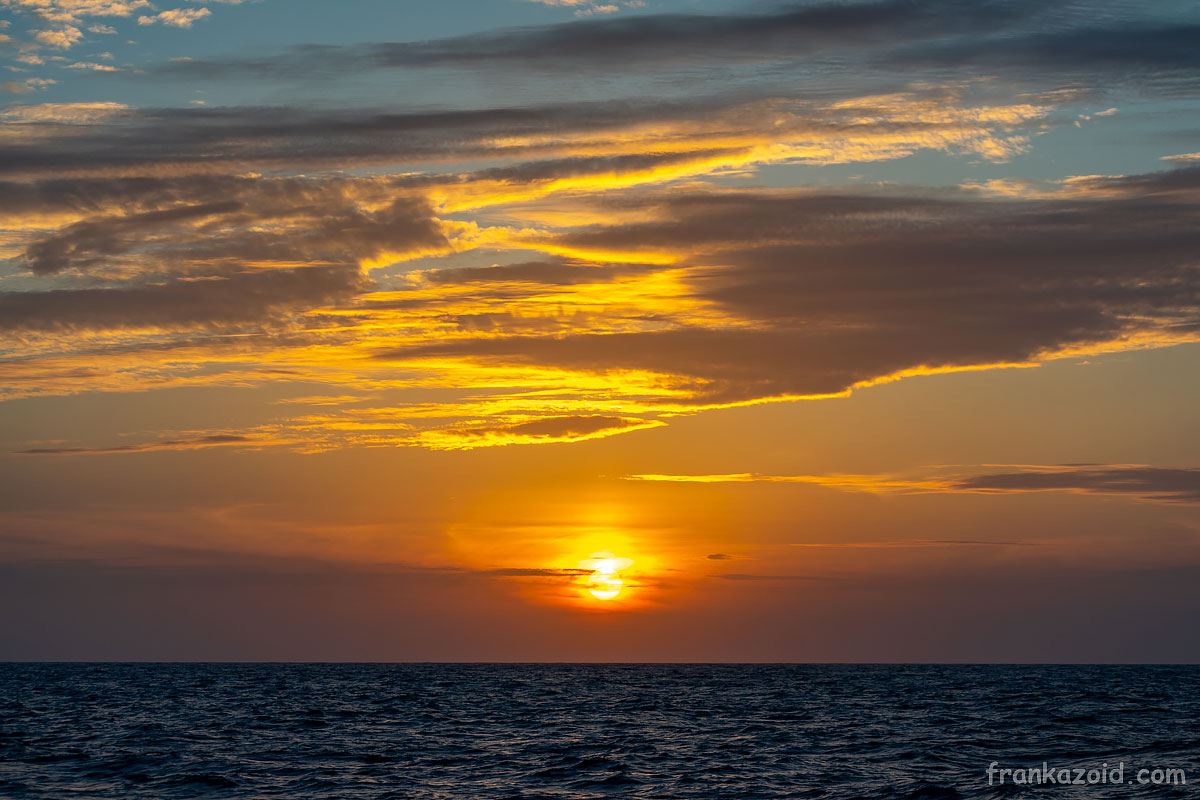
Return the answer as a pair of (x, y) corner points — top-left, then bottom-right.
(712, 573), (842, 581)
(0, 84), (1055, 181)
(480, 568), (593, 577)
(0, 265), (365, 332)
(424, 416), (656, 447)
(925, 540), (1038, 547)
(0, 175), (355, 217)
(503, 415), (644, 438)
(0, 178), (450, 333)
(706, 553), (732, 560)
(144, 0), (1200, 103)
(952, 466), (1200, 503)
(18, 434), (253, 456)
(157, 0), (1034, 78)
(23, 200), (244, 274)
(381, 169), (1200, 404)
(888, 24), (1200, 93)
(0, 101), (748, 178)
(11, 178), (445, 277)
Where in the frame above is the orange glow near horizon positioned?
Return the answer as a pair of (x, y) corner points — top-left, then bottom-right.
(442, 507), (674, 612)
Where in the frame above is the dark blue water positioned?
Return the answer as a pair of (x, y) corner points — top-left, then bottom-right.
(1, 664), (1197, 799)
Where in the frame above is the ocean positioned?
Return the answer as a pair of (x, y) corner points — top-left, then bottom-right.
(1, 664), (1197, 798)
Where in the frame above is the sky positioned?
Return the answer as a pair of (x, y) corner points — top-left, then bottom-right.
(1, 0), (1198, 662)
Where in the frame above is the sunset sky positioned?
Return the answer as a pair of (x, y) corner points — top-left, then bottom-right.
(1, 0), (1198, 661)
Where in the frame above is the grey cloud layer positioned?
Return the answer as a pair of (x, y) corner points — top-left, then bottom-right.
(2, 177), (444, 333)
(384, 169), (1200, 402)
(0, 100), (753, 177)
(0, 266), (364, 332)
(151, 0), (1199, 98)
(955, 466), (1200, 503)
(159, 0), (1031, 75)
(19, 434), (252, 455)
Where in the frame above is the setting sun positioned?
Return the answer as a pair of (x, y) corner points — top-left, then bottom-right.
(579, 553), (634, 601)
(587, 573), (622, 600)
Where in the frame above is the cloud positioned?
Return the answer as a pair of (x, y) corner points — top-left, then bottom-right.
(573, 5), (620, 17)
(2, 177), (446, 289)
(887, 23), (1200, 84)
(706, 553), (732, 560)
(1, 77), (55, 92)
(480, 567), (593, 577)
(0, 265), (367, 332)
(380, 169), (1200, 405)
(22, 199), (246, 273)
(63, 60), (119, 70)
(953, 465), (1200, 504)
(145, 0), (1200, 105)
(627, 473), (947, 490)
(0, 99), (705, 177)
(1, 1), (1198, 453)
(0, 91), (1050, 181)
(409, 415), (665, 450)
(154, 0), (1038, 79)
(1, 0), (151, 24)
(0, 100), (127, 121)
(420, 259), (649, 287)
(712, 573), (841, 582)
(627, 466), (1200, 504)
(32, 25), (82, 48)
(788, 540), (1038, 548)
(18, 433), (253, 455)
(4, 163), (1199, 449)
(137, 7), (210, 27)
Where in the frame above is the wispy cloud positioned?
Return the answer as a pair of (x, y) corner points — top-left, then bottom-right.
(625, 473), (947, 490)
(627, 466), (1200, 504)
(953, 465), (1200, 504)
(788, 540), (1038, 548)
(0, 90), (1051, 179)
(152, 0), (1040, 78)
(711, 573), (843, 582)
(18, 433), (255, 455)
(148, 0), (1199, 103)
(479, 567), (593, 577)
(63, 60), (119, 70)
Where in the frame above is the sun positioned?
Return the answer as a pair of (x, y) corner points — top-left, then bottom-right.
(579, 552), (633, 601)
(587, 571), (623, 600)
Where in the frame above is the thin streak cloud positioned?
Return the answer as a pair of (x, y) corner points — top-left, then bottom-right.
(627, 466), (1200, 504)
(18, 433), (254, 455)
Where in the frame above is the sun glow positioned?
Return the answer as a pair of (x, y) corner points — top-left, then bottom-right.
(579, 552), (634, 601)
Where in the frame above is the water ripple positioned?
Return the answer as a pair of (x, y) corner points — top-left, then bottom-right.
(1, 664), (1198, 798)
